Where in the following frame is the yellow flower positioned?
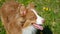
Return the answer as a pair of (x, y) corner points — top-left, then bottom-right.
(45, 7), (49, 11)
(43, 7), (49, 11)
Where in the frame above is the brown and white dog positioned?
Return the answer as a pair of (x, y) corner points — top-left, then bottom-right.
(0, 1), (44, 34)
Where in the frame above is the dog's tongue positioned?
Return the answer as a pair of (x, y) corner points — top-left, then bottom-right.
(33, 24), (43, 30)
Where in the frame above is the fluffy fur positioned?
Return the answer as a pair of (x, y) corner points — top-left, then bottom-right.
(0, 1), (44, 34)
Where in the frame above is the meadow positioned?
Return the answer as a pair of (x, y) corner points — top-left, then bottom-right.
(0, 0), (60, 34)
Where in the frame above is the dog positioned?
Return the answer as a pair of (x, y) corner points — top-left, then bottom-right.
(0, 1), (44, 34)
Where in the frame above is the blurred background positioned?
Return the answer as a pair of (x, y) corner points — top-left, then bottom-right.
(0, 0), (60, 34)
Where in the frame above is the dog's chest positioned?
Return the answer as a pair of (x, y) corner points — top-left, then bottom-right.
(22, 26), (36, 34)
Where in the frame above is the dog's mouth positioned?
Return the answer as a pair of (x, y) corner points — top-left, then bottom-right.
(32, 23), (43, 30)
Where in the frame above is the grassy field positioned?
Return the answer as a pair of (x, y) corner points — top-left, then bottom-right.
(0, 0), (60, 34)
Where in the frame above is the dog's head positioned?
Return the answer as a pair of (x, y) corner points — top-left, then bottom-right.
(21, 3), (45, 30)
(0, 2), (44, 31)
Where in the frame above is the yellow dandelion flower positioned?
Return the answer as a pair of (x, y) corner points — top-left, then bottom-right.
(43, 7), (49, 11)
(45, 7), (49, 11)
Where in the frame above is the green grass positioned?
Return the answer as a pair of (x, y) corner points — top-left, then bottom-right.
(0, 0), (60, 34)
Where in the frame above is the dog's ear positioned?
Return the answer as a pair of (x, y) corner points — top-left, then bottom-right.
(27, 2), (35, 9)
(20, 4), (27, 17)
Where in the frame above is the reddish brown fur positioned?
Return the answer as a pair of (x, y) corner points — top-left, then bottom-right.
(0, 1), (37, 34)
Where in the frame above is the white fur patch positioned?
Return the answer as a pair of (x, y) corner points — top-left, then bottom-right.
(31, 9), (44, 24)
(22, 25), (36, 34)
